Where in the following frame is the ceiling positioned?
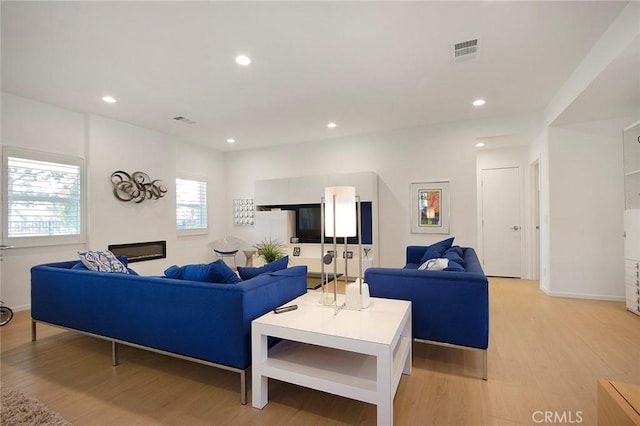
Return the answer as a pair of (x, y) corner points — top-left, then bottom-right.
(1, 1), (637, 152)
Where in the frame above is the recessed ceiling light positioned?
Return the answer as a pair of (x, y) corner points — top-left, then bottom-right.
(473, 99), (486, 107)
(475, 142), (486, 148)
(227, 138), (236, 144)
(327, 122), (337, 128)
(102, 96), (117, 103)
(235, 55), (251, 66)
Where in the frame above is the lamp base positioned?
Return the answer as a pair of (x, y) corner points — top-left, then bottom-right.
(345, 282), (370, 310)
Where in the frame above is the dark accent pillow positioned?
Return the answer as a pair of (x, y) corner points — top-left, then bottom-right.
(164, 265), (183, 279)
(164, 261), (241, 284)
(178, 264), (213, 282)
(419, 237), (455, 264)
(237, 256), (289, 280)
(209, 259), (242, 284)
(443, 251), (464, 266)
(164, 263), (213, 282)
(448, 246), (464, 257)
(444, 260), (465, 272)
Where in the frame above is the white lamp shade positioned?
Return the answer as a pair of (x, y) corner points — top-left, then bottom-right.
(324, 186), (356, 237)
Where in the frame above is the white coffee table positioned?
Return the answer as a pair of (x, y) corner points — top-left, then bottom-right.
(251, 292), (412, 425)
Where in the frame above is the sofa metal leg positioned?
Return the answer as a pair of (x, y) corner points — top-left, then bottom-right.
(482, 350), (488, 380)
(240, 370), (247, 405)
(112, 341), (119, 366)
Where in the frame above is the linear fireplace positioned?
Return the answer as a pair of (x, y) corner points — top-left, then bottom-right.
(108, 240), (167, 263)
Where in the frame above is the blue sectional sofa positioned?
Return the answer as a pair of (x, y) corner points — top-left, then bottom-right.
(364, 245), (489, 379)
(30, 259), (308, 404)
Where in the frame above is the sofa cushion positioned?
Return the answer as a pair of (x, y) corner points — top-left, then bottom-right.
(419, 237), (455, 264)
(404, 263), (421, 270)
(444, 260), (465, 272)
(237, 256), (289, 280)
(78, 250), (129, 274)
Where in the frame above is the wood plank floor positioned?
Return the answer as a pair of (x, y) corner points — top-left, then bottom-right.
(2, 278), (639, 425)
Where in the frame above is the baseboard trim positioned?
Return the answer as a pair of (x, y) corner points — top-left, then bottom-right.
(542, 290), (625, 302)
(9, 303), (31, 312)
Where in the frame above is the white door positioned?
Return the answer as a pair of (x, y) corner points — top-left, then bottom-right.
(481, 167), (521, 277)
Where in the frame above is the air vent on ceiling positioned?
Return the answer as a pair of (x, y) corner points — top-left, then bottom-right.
(452, 39), (479, 62)
(173, 116), (196, 125)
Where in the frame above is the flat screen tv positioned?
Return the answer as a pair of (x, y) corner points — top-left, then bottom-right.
(292, 202), (373, 245)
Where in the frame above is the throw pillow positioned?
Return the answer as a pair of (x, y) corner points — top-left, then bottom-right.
(444, 260), (465, 272)
(448, 246), (464, 257)
(164, 265), (183, 279)
(418, 258), (449, 271)
(237, 255), (289, 280)
(209, 259), (242, 284)
(78, 250), (129, 274)
(164, 264), (213, 282)
(419, 237), (455, 264)
(443, 250), (464, 266)
(73, 261), (139, 275)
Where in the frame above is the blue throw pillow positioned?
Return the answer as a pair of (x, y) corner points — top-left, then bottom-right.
(237, 256), (289, 280)
(419, 237), (455, 264)
(164, 265), (183, 279)
(180, 264), (214, 282)
(444, 260), (465, 272)
(209, 259), (242, 284)
(448, 246), (463, 257)
(443, 250), (464, 266)
(165, 264), (213, 282)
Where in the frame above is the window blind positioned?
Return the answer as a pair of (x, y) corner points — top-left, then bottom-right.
(176, 178), (207, 230)
(7, 156), (82, 237)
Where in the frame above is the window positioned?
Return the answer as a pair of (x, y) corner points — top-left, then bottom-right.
(176, 177), (207, 231)
(3, 148), (85, 246)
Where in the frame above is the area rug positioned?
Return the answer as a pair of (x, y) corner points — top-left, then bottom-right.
(0, 382), (71, 426)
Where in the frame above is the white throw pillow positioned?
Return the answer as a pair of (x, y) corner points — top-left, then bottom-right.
(78, 250), (129, 274)
(418, 258), (449, 271)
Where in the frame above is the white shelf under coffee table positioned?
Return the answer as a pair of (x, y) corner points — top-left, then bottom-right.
(251, 292), (412, 425)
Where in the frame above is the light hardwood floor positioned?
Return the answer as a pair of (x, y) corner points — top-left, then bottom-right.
(1, 278), (639, 425)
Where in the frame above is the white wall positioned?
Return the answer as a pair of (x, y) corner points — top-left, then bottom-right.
(546, 120), (626, 300)
(1, 93), (226, 308)
(225, 113), (540, 268)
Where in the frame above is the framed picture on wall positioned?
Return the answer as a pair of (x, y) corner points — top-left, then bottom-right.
(410, 181), (450, 234)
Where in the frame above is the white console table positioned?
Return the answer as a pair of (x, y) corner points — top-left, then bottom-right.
(251, 292), (412, 425)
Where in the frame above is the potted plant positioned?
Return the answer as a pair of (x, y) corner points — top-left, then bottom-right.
(253, 238), (286, 264)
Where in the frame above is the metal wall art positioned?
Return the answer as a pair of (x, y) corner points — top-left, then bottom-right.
(233, 199), (255, 225)
(111, 171), (167, 203)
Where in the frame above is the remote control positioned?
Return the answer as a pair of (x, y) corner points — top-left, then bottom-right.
(273, 304), (298, 314)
